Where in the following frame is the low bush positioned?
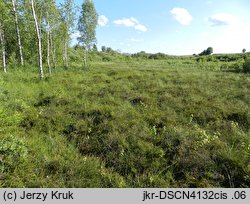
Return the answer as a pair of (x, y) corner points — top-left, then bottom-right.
(243, 58), (250, 73)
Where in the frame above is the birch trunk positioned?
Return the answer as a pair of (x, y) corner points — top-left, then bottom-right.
(12, 0), (24, 66)
(31, 0), (44, 79)
(0, 23), (7, 73)
(84, 47), (87, 67)
(46, 12), (51, 75)
(63, 39), (68, 67)
(50, 33), (56, 68)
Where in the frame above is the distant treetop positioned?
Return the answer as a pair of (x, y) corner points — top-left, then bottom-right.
(199, 47), (213, 56)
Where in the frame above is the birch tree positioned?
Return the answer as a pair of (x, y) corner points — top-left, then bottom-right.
(0, 1), (9, 73)
(44, 0), (60, 73)
(12, 0), (24, 65)
(0, 0), (74, 73)
(0, 23), (7, 73)
(50, 27), (56, 68)
(46, 11), (51, 75)
(78, 0), (98, 67)
(44, 0), (52, 75)
(60, 0), (74, 67)
(30, 0), (44, 79)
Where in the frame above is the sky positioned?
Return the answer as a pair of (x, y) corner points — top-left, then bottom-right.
(57, 0), (250, 55)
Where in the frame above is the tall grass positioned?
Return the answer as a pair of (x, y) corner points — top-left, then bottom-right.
(0, 60), (249, 187)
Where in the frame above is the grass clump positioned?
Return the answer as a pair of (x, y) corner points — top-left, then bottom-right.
(0, 60), (249, 187)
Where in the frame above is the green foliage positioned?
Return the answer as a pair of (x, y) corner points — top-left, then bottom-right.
(0, 107), (23, 128)
(229, 62), (242, 72)
(60, 0), (75, 32)
(131, 51), (170, 60)
(199, 47), (213, 56)
(78, 0), (98, 48)
(0, 135), (27, 174)
(243, 58), (250, 73)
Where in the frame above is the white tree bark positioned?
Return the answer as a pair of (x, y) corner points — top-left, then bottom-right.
(63, 39), (68, 67)
(12, 0), (24, 66)
(31, 0), (44, 79)
(46, 12), (51, 75)
(0, 23), (7, 73)
(84, 47), (87, 67)
(50, 33), (56, 68)
(47, 31), (51, 75)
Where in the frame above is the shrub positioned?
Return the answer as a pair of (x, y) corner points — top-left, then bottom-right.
(229, 63), (242, 72)
(0, 135), (27, 174)
(243, 58), (250, 73)
(102, 55), (112, 61)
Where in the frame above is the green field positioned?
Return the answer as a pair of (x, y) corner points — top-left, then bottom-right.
(0, 59), (250, 187)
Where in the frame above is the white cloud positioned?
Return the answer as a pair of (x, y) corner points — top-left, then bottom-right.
(170, 8), (192, 26)
(134, 24), (147, 32)
(207, 13), (239, 26)
(69, 32), (81, 46)
(98, 15), (108, 27)
(113, 17), (147, 32)
(71, 31), (81, 39)
(202, 13), (250, 53)
(114, 18), (136, 27)
(212, 24), (250, 53)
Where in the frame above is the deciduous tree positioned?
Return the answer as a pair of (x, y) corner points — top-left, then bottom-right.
(199, 47), (213, 56)
(0, 1), (10, 73)
(60, 0), (74, 67)
(0, 23), (7, 73)
(30, 0), (44, 79)
(12, 0), (24, 65)
(78, 0), (98, 67)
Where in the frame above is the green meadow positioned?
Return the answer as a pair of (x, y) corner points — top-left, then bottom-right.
(0, 57), (250, 187)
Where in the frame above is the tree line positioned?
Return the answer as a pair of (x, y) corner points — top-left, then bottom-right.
(0, 0), (98, 79)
